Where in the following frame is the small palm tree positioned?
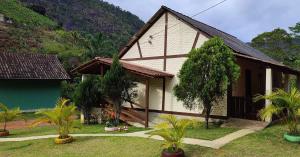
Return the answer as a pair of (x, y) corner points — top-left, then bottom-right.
(0, 103), (22, 133)
(254, 88), (300, 135)
(150, 115), (192, 154)
(32, 98), (79, 141)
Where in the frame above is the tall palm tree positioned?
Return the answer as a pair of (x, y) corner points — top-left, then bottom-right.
(32, 98), (79, 141)
(255, 88), (300, 135)
(0, 103), (21, 133)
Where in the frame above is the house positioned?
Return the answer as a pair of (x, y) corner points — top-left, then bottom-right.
(72, 6), (300, 127)
(0, 52), (70, 110)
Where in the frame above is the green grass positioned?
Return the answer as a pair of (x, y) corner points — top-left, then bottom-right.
(185, 123), (238, 140)
(1, 124), (300, 157)
(0, 0), (57, 28)
(148, 122), (238, 140)
(5, 122), (147, 138)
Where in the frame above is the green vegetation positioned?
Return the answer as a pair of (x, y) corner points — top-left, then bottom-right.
(149, 115), (192, 153)
(1, 124), (300, 157)
(101, 56), (137, 125)
(20, 0), (144, 48)
(174, 37), (240, 128)
(185, 123), (238, 140)
(31, 98), (79, 140)
(255, 88), (300, 135)
(251, 23), (300, 69)
(6, 122), (146, 138)
(0, 0), (57, 28)
(0, 103), (22, 132)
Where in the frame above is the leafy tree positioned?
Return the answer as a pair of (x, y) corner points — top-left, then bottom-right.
(32, 98), (80, 141)
(254, 88), (300, 135)
(82, 33), (118, 60)
(289, 22), (300, 39)
(73, 75), (103, 124)
(251, 28), (292, 64)
(101, 55), (137, 125)
(0, 103), (22, 132)
(174, 37), (240, 129)
(251, 28), (300, 68)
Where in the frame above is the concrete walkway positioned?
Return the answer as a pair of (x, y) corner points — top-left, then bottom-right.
(0, 129), (255, 149)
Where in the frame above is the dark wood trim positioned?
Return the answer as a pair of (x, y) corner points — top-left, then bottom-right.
(162, 78), (166, 111)
(122, 54), (188, 61)
(192, 32), (200, 50)
(163, 12), (168, 71)
(137, 41), (143, 58)
(125, 107), (228, 120)
(100, 65), (104, 76)
(145, 79), (150, 128)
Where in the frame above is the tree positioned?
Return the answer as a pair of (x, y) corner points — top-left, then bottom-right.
(174, 37), (240, 129)
(0, 103), (22, 133)
(254, 88), (300, 135)
(73, 75), (103, 124)
(101, 55), (137, 125)
(251, 28), (293, 65)
(32, 98), (80, 143)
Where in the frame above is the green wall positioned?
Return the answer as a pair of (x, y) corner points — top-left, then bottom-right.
(0, 80), (61, 110)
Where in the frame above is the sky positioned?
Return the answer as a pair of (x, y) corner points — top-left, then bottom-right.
(104, 0), (300, 42)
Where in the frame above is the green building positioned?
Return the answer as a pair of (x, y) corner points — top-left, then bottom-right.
(0, 52), (70, 110)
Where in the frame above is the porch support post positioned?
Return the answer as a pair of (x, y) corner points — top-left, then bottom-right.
(145, 79), (150, 128)
(265, 68), (272, 122)
(80, 74), (87, 124)
(296, 74), (300, 90)
(162, 78), (166, 111)
(283, 73), (290, 92)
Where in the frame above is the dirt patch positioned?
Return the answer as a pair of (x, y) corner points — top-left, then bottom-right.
(0, 120), (49, 130)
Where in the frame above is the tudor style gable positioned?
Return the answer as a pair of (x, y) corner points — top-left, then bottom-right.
(120, 11), (209, 72)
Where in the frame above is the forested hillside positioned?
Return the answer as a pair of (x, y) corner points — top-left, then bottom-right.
(19, 0), (144, 48)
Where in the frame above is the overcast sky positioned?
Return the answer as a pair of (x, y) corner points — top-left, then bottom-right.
(104, 0), (300, 42)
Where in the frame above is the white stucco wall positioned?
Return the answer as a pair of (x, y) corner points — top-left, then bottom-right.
(122, 43), (140, 59)
(130, 59), (164, 71)
(167, 13), (198, 55)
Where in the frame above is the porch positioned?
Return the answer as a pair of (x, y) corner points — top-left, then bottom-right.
(228, 56), (300, 121)
(71, 57), (174, 128)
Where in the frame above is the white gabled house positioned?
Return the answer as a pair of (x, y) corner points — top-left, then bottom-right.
(73, 6), (300, 127)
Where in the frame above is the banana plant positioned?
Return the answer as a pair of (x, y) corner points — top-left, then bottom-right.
(32, 98), (80, 139)
(0, 103), (22, 132)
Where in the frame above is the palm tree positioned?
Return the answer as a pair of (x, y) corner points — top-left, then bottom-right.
(0, 103), (22, 133)
(149, 115), (192, 155)
(32, 98), (79, 142)
(254, 88), (300, 135)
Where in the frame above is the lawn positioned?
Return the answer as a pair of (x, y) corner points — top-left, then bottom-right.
(185, 123), (238, 140)
(1, 124), (300, 157)
(4, 122), (147, 138)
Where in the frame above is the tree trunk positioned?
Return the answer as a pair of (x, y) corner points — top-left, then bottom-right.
(204, 106), (211, 129)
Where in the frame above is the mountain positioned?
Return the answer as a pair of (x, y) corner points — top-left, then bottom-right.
(19, 0), (144, 48)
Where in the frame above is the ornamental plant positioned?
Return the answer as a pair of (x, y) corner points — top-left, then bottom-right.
(255, 88), (300, 135)
(32, 98), (80, 141)
(0, 103), (22, 134)
(149, 115), (192, 153)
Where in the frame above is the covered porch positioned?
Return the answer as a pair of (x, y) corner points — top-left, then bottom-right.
(228, 54), (300, 121)
(71, 57), (174, 128)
